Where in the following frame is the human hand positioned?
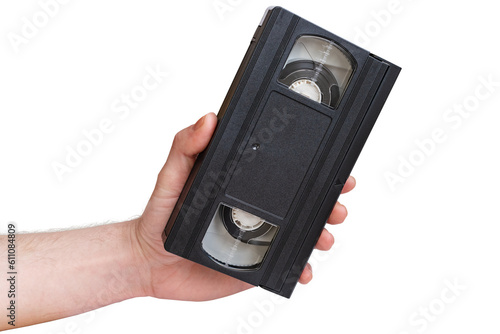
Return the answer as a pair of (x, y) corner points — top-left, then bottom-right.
(132, 113), (356, 301)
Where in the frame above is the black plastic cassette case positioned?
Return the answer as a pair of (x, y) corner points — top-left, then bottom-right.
(163, 6), (401, 298)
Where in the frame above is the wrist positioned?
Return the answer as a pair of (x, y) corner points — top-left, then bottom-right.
(112, 219), (153, 301)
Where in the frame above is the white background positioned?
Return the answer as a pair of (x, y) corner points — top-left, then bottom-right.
(1, 0), (499, 333)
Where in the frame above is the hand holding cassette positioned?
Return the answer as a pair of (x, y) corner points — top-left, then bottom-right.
(132, 113), (355, 301)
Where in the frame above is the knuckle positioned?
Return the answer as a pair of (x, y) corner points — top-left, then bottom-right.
(172, 131), (183, 146)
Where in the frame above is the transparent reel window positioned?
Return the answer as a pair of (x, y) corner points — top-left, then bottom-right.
(278, 35), (355, 108)
(202, 204), (279, 271)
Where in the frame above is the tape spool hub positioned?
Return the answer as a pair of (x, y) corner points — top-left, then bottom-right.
(232, 208), (265, 231)
(289, 79), (322, 103)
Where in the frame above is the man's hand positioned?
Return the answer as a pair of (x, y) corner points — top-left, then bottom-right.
(0, 112), (355, 330)
(133, 112), (356, 301)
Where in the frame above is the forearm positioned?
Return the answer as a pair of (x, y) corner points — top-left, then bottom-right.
(1, 219), (149, 330)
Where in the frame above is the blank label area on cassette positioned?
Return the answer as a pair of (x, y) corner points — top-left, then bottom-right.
(225, 91), (331, 219)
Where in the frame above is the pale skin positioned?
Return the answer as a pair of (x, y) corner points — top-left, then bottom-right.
(0, 112), (356, 330)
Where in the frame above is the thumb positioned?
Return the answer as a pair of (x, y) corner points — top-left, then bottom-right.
(141, 112), (217, 237)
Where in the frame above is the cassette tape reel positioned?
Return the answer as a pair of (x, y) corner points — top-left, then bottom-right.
(278, 35), (354, 108)
(202, 204), (278, 269)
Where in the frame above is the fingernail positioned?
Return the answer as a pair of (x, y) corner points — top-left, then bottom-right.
(194, 114), (206, 131)
(328, 230), (334, 243)
(339, 202), (348, 216)
(307, 264), (313, 279)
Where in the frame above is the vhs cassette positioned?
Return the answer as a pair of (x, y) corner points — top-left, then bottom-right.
(163, 6), (401, 298)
